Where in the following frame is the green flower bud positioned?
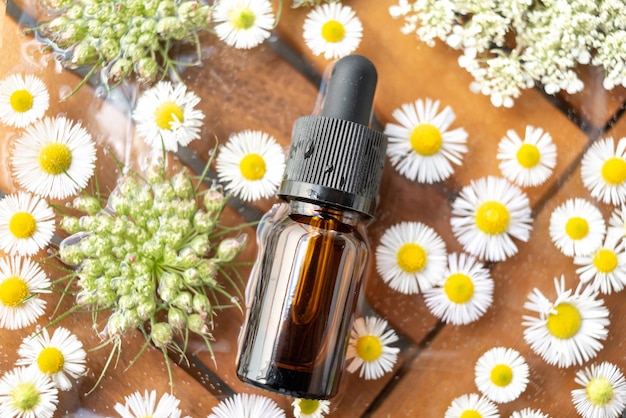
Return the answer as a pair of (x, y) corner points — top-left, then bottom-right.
(123, 43), (147, 64)
(193, 211), (216, 234)
(203, 187), (227, 214)
(137, 33), (159, 51)
(118, 294), (135, 310)
(42, 16), (70, 38)
(79, 258), (103, 278)
(163, 247), (178, 265)
(65, 4), (83, 20)
(182, 268), (202, 286)
(187, 313), (209, 335)
(151, 322), (173, 348)
(141, 238), (163, 259)
(156, 16), (187, 40)
(172, 291), (193, 311)
(176, 200), (197, 219)
(79, 215), (96, 230)
(197, 259), (218, 286)
(160, 271), (183, 291)
(216, 235), (247, 263)
(136, 299), (156, 320)
(71, 41), (99, 66)
(140, 18), (158, 34)
(192, 293), (211, 316)
(100, 38), (121, 61)
(156, 0), (177, 17)
(108, 57), (133, 85)
(145, 159), (166, 183)
(158, 284), (178, 303)
(123, 308), (142, 329)
(178, 1), (211, 29)
(86, 18), (103, 38)
(135, 57), (159, 83)
(168, 307), (187, 329)
(60, 216), (82, 234)
(178, 246), (200, 267)
(153, 182), (176, 202)
(171, 169), (194, 199)
(72, 195), (102, 215)
(56, 21), (88, 48)
(189, 234), (210, 256)
(105, 312), (128, 336)
(76, 290), (97, 306)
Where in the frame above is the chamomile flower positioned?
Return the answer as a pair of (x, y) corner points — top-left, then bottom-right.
(345, 316), (400, 380)
(213, 0), (275, 49)
(215, 130), (286, 202)
(474, 347), (529, 404)
(207, 393), (286, 418)
(375, 221), (447, 294)
(574, 233), (626, 294)
(0, 256), (51, 330)
(302, 3), (363, 59)
(0, 191), (55, 256)
(384, 98), (468, 184)
(607, 205), (626, 240)
(0, 366), (58, 418)
(444, 393), (499, 418)
(497, 125), (557, 187)
(571, 362), (626, 418)
(549, 198), (606, 257)
(423, 252), (494, 325)
(132, 81), (204, 152)
(16, 327), (86, 391)
(509, 408), (550, 418)
(114, 390), (184, 418)
(522, 276), (610, 368)
(450, 176), (533, 262)
(581, 136), (626, 205)
(11, 116), (96, 199)
(292, 398), (331, 418)
(0, 73), (49, 128)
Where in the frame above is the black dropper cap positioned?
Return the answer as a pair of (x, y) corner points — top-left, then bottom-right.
(278, 55), (387, 217)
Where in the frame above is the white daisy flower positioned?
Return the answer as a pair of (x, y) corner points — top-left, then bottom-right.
(423, 252), (494, 325)
(497, 125), (557, 187)
(509, 408), (551, 418)
(450, 176), (533, 262)
(292, 398), (331, 418)
(207, 393), (286, 418)
(522, 276), (610, 368)
(16, 327), (87, 391)
(375, 221), (448, 294)
(549, 198), (606, 257)
(574, 233), (626, 294)
(0, 256), (51, 330)
(114, 390), (184, 418)
(11, 116), (97, 199)
(0, 191), (55, 256)
(384, 98), (468, 184)
(474, 347), (529, 404)
(132, 81), (205, 152)
(215, 130), (286, 202)
(0, 73), (49, 128)
(0, 366), (58, 418)
(444, 393), (499, 418)
(607, 204), (626, 241)
(213, 0), (275, 49)
(571, 361), (626, 418)
(345, 316), (400, 380)
(302, 3), (363, 60)
(581, 136), (626, 205)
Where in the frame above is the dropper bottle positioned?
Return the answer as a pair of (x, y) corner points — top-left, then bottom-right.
(236, 55), (387, 399)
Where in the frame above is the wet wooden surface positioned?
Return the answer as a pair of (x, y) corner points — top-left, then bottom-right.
(1, 1), (626, 416)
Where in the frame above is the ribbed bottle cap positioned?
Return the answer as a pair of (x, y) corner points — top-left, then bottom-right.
(278, 55), (387, 217)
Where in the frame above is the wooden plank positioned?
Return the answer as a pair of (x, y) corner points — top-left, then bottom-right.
(368, 117), (626, 417)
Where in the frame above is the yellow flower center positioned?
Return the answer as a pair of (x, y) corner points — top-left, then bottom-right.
(9, 212), (37, 239)
(10, 89), (34, 113)
(490, 364), (513, 387)
(593, 248), (618, 273)
(298, 399), (320, 415)
(443, 273), (474, 304)
(601, 157), (626, 185)
(37, 347), (65, 374)
(460, 411), (482, 418)
(396, 243), (427, 273)
(355, 335), (383, 362)
(228, 6), (256, 30)
(239, 153), (266, 181)
(586, 377), (614, 407)
(154, 101), (184, 130)
(0, 276), (29, 307)
(565, 217), (589, 240)
(475, 201), (510, 235)
(516, 143), (541, 168)
(321, 20), (346, 43)
(546, 302), (582, 339)
(409, 123), (443, 156)
(39, 142), (72, 175)
(11, 382), (40, 413)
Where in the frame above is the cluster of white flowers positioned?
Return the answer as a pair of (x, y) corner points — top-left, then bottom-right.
(390, 0), (626, 107)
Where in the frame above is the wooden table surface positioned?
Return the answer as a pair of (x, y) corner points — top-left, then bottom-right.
(1, 1), (625, 417)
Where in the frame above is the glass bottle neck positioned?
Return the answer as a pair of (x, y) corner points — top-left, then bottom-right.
(287, 200), (365, 227)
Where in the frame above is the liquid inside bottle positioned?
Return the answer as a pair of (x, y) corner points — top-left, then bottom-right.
(236, 200), (369, 398)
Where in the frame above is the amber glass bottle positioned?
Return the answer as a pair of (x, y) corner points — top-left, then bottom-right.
(236, 55), (387, 399)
